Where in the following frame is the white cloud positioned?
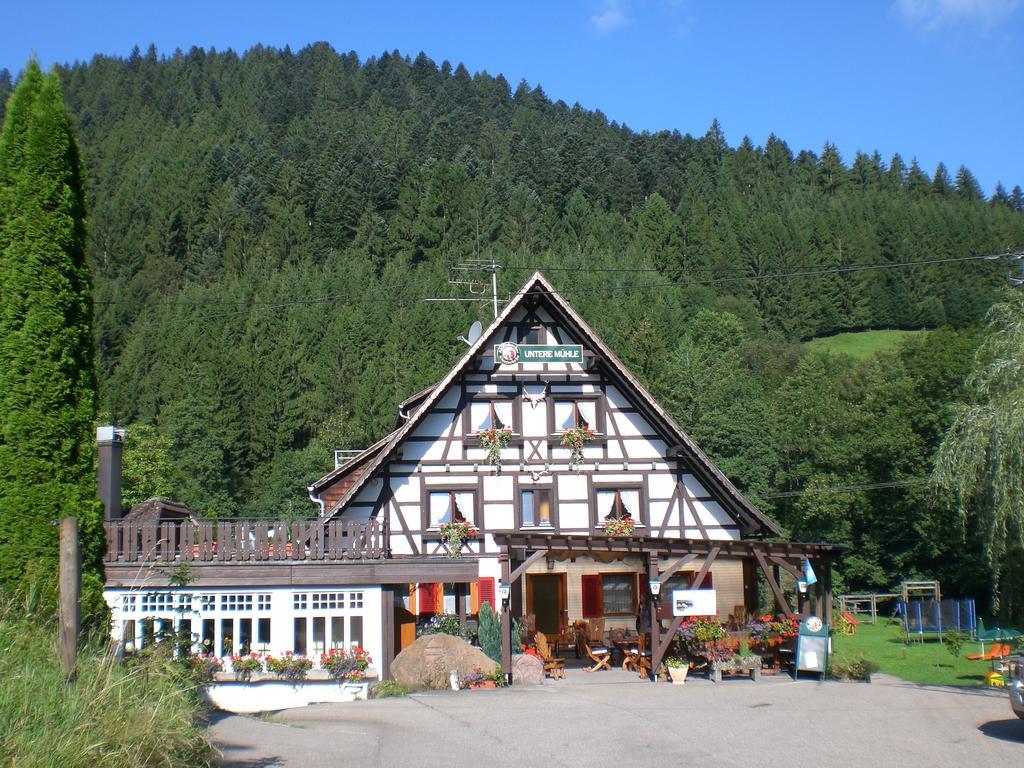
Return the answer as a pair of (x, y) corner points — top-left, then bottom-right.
(894, 0), (1022, 29)
(591, 0), (630, 34)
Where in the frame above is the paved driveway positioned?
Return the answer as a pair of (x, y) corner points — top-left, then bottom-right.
(209, 669), (1024, 768)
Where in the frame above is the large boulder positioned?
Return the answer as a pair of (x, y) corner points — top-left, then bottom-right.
(512, 653), (545, 686)
(391, 634), (498, 690)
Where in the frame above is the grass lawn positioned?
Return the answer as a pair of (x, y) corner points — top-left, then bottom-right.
(804, 329), (923, 359)
(831, 617), (999, 686)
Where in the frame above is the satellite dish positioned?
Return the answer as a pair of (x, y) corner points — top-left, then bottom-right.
(457, 321), (484, 347)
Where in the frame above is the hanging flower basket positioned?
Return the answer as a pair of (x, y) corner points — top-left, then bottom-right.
(603, 516), (635, 536)
(438, 520), (478, 558)
(477, 427), (512, 472)
(561, 426), (595, 471)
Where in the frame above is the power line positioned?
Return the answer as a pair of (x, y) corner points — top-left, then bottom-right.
(505, 251), (1019, 290)
(94, 250), (1018, 316)
(759, 478), (929, 500)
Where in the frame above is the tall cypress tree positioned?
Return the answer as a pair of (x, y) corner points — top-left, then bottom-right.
(0, 61), (100, 593)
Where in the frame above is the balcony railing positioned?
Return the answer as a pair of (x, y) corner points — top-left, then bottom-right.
(104, 519), (384, 563)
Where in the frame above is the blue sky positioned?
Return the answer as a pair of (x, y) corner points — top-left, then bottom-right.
(3, 0), (1022, 192)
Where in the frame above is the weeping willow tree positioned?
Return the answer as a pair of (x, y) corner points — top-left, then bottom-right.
(933, 289), (1024, 619)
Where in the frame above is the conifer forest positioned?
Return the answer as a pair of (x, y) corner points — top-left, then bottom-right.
(2, 43), (1022, 613)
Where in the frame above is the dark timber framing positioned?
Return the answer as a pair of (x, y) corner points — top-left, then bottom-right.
(493, 532), (840, 682)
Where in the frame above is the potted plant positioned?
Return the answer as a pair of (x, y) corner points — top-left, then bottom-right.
(230, 653), (264, 682)
(603, 516), (635, 537)
(320, 646), (372, 683)
(561, 425), (594, 471)
(266, 652), (313, 683)
(664, 656), (689, 684)
(477, 426), (513, 472)
(189, 654), (223, 683)
(460, 667), (492, 689)
(438, 520), (477, 558)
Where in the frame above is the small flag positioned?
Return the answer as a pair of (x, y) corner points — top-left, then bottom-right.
(803, 559), (818, 586)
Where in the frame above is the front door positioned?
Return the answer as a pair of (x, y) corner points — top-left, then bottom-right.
(526, 574), (566, 636)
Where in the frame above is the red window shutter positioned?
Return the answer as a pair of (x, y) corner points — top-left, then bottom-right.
(417, 583), (436, 616)
(478, 577), (495, 611)
(581, 574), (603, 618)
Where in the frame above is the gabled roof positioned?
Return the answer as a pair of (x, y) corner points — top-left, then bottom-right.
(319, 272), (781, 536)
(308, 432), (395, 496)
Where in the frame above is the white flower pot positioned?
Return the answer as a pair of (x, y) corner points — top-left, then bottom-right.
(668, 665), (689, 684)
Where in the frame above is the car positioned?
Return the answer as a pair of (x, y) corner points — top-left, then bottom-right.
(1011, 654), (1024, 720)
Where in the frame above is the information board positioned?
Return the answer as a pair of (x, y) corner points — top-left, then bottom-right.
(671, 588), (717, 617)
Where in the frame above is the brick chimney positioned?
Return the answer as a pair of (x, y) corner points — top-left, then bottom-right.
(96, 425), (126, 521)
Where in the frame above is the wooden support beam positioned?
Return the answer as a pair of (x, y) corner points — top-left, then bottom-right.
(647, 555), (659, 681)
(455, 583), (467, 630)
(823, 559), (834, 627)
(500, 556), (512, 683)
(509, 549), (549, 584)
(768, 556), (802, 579)
(753, 550), (794, 619)
(692, 546), (720, 588)
(654, 615), (686, 671)
(658, 553), (699, 580)
(59, 517), (80, 679)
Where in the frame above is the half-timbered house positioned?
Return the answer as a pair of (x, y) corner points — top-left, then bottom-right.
(103, 272), (838, 682)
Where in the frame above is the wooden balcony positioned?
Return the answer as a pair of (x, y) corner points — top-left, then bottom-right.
(104, 519), (385, 563)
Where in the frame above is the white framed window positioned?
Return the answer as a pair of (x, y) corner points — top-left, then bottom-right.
(429, 490), (475, 528)
(554, 399), (597, 431)
(596, 489), (640, 523)
(220, 594), (253, 612)
(469, 400), (514, 431)
(257, 593), (272, 611)
(293, 593), (308, 611)
(312, 592), (346, 610)
(141, 592), (175, 613)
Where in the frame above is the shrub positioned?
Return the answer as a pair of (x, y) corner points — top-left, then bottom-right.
(417, 612), (474, 642)
(829, 654), (880, 681)
(0, 605), (214, 767)
(370, 680), (408, 698)
(478, 603), (502, 662)
(664, 656), (688, 668)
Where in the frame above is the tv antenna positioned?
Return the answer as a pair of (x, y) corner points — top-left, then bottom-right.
(458, 320), (483, 347)
(452, 256), (502, 319)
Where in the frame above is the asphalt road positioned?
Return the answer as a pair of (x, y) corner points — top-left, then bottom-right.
(209, 669), (1024, 768)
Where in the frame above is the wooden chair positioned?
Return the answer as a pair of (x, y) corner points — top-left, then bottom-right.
(534, 633), (566, 680)
(583, 640), (612, 672)
(623, 633), (653, 678)
(586, 619), (605, 645)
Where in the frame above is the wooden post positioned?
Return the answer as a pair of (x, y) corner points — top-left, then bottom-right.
(455, 583), (467, 630)
(59, 516), (80, 678)
(647, 555), (659, 681)
(500, 555), (512, 684)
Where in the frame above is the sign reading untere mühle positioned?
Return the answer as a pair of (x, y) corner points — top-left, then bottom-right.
(494, 342), (584, 365)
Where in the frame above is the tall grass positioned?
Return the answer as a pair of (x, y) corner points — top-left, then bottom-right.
(0, 601), (215, 768)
